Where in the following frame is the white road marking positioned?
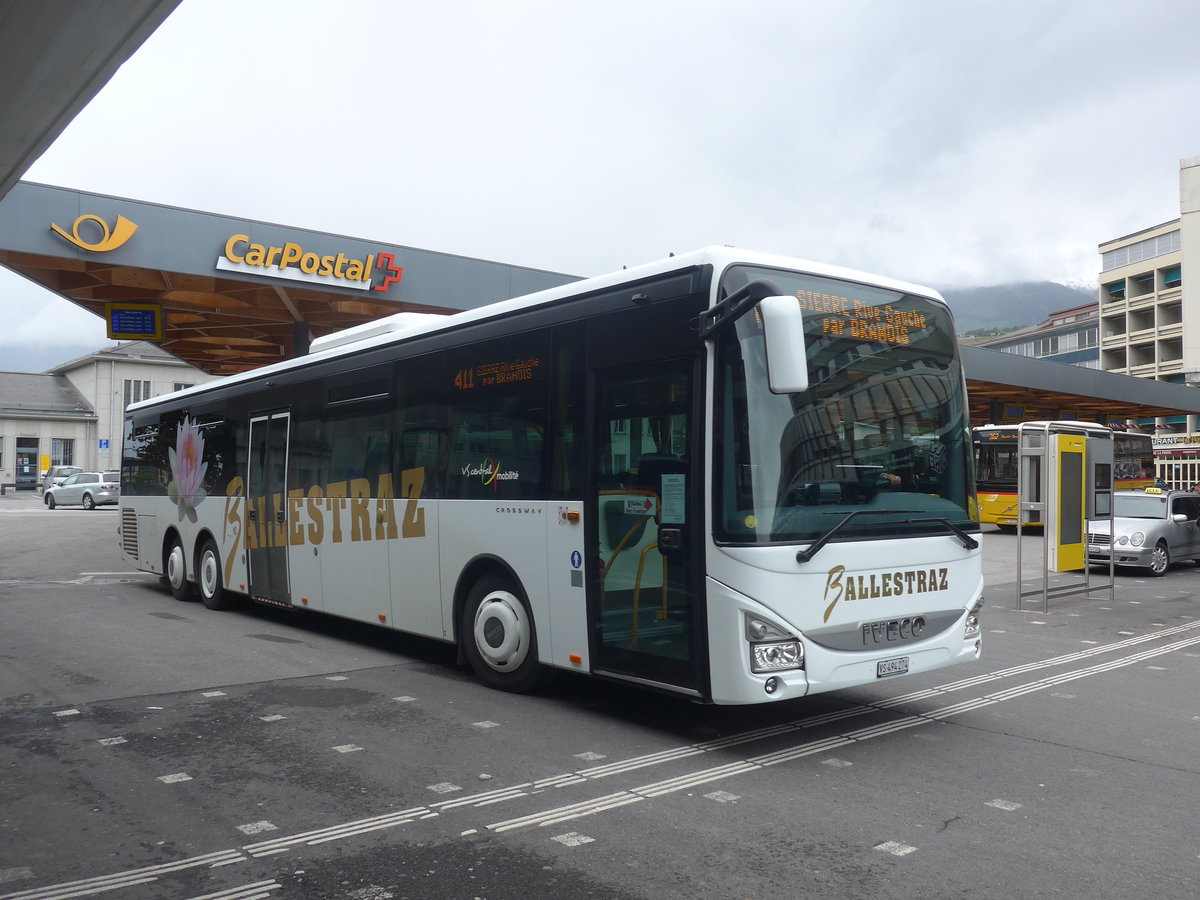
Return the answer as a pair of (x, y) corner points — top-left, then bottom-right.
(332, 745), (363, 754)
(158, 773), (193, 784)
(0, 850), (243, 900)
(986, 799), (1022, 811)
(704, 791), (740, 803)
(552, 832), (595, 846)
(98, 737), (128, 746)
(181, 879), (282, 899)
(10, 622), (1200, 900)
(875, 841), (917, 856)
(236, 822), (278, 836)
(484, 630), (1200, 833)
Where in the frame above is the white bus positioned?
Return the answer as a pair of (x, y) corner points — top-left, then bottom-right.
(119, 247), (983, 704)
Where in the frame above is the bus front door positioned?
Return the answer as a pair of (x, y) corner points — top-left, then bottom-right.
(246, 412), (292, 607)
(590, 361), (703, 696)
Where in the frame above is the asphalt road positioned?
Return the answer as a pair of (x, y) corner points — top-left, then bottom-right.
(2, 489), (1198, 900)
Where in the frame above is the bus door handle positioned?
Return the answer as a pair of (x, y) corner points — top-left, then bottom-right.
(276, 509), (286, 524)
(658, 526), (684, 555)
(247, 508), (256, 522)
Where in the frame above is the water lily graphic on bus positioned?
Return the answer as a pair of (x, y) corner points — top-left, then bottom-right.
(167, 416), (207, 520)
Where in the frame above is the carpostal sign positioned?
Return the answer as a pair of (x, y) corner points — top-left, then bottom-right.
(217, 233), (405, 293)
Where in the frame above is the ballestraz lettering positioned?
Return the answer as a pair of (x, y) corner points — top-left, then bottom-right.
(822, 565), (949, 622)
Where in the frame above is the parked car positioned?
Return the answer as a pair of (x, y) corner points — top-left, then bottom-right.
(41, 465), (82, 492)
(1086, 488), (1200, 576)
(44, 471), (120, 510)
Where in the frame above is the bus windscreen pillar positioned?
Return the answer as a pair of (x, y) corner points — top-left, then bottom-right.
(1047, 433), (1086, 572)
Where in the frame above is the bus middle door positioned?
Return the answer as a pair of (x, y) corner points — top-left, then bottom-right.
(246, 412), (293, 607)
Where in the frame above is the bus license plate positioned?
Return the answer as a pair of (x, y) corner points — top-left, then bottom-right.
(877, 657), (909, 678)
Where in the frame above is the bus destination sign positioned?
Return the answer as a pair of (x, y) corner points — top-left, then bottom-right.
(794, 289), (927, 345)
(454, 356), (543, 391)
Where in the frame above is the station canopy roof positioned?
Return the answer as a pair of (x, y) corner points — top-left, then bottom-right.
(0, 182), (580, 375)
(0, 1), (182, 200)
(961, 345), (1200, 425)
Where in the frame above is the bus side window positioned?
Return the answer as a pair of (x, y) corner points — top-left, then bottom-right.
(440, 333), (550, 500)
(326, 409), (390, 496)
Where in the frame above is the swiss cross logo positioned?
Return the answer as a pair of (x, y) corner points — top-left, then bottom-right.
(373, 252), (403, 292)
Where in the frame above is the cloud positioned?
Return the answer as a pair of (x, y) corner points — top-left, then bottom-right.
(0, 269), (108, 349)
(9, 0), (1200, 302)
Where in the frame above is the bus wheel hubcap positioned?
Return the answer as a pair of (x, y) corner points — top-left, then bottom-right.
(168, 545), (186, 590)
(473, 591), (528, 671)
(201, 552), (218, 596)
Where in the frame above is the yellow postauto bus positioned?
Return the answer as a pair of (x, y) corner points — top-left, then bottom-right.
(973, 423), (1153, 530)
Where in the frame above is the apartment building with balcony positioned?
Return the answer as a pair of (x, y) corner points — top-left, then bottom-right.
(1097, 156), (1200, 435)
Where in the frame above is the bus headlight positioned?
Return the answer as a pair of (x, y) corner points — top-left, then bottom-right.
(751, 640), (804, 673)
(964, 597), (984, 639)
(744, 612), (804, 673)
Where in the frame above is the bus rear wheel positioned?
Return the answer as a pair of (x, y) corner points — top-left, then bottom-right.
(198, 538), (235, 610)
(166, 536), (194, 602)
(461, 575), (548, 693)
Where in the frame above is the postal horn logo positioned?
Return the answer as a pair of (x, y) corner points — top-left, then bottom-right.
(50, 213), (138, 252)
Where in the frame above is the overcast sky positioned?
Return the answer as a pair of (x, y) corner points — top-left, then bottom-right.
(3, 0), (1200, 371)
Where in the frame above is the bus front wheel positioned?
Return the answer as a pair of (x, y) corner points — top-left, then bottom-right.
(166, 536), (194, 602)
(461, 575), (547, 693)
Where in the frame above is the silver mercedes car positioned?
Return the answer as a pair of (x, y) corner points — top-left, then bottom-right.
(1087, 488), (1200, 576)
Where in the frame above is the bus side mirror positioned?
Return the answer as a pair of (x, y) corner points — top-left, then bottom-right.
(759, 295), (809, 394)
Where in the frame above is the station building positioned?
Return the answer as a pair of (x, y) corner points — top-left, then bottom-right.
(0, 341), (213, 489)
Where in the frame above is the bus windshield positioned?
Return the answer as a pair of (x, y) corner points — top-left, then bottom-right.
(716, 265), (977, 544)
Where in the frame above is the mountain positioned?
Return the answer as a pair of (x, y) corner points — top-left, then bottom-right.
(936, 282), (1096, 335)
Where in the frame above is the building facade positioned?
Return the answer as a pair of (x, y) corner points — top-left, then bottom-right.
(1097, 155), (1200, 482)
(974, 301), (1100, 369)
(0, 341), (214, 489)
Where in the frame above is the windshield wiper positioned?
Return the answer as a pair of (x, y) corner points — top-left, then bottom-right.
(902, 517), (979, 550)
(795, 510), (978, 562)
(795, 509), (920, 563)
